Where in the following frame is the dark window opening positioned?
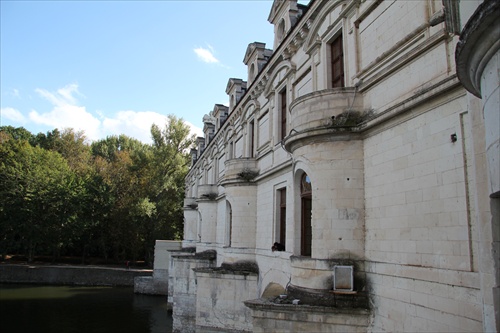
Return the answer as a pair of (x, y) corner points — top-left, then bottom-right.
(280, 89), (287, 141)
(300, 174), (312, 256)
(330, 33), (344, 88)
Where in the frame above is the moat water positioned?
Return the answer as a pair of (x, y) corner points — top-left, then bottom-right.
(0, 284), (173, 333)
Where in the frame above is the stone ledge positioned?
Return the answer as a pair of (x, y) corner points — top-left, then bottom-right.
(194, 261), (259, 276)
(284, 284), (369, 309)
(244, 298), (370, 316)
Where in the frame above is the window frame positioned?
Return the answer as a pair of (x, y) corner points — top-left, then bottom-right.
(279, 88), (287, 141)
(329, 32), (344, 89)
(300, 173), (312, 257)
(278, 187), (287, 247)
(249, 119), (255, 158)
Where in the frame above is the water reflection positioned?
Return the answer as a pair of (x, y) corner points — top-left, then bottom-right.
(0, 284), (172, 333)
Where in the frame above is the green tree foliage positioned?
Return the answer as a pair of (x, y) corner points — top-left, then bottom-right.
(34, 128), (92, 174)
(0, 135), (80, 261)
(0, 119), (194, 266)
(0, 126), (36, 143)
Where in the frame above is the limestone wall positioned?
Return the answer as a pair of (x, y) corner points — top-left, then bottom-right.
(245, 299), (370, 333)
(195, 269), (258, 333)
(364, 92), (474, 271)
(169, 252), (215, 333)
(177, 0), (498, 331)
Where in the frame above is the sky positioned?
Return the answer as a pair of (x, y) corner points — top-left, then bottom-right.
(1, 0), (307, 144)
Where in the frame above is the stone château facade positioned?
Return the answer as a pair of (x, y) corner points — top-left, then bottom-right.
(167, 0), (499, 332)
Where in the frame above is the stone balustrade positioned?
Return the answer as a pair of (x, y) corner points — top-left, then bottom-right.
(221, 158), (259, 185)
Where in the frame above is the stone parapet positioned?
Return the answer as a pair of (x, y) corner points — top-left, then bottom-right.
(183, 197), (198, 209)
(245, 298), (370, 333)
(285, 88), (367, 153)
(289, 256), (366, 291)
(455, 0), (500, 99)
(197, 184), (218, 200)
(169, 250), (216, 333)
(221, 158), (259, 185)
(194, 262), (259, 333)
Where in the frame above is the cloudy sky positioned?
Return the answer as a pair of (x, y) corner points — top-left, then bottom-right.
(1, 1), (307, 143)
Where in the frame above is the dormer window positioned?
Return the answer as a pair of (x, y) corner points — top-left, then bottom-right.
(244, 43), (272, 86)
(268, 0), (306, 49)
(277, 19), (286, 42)
(249, 63), (256, 82)
(226, 78), (247, 112)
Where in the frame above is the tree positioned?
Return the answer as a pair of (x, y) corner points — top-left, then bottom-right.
(0, 120), (195, 265)
(0, 126), (36, 143)
(0, 136), (81, 261)
(34, 128), (91, 175)
(142, 115), (195, 263)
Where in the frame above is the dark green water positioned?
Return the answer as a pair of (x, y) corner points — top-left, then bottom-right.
(0, 284), (173, 333)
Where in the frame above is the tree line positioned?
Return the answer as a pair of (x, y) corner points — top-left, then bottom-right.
(0, 115), (195, 265)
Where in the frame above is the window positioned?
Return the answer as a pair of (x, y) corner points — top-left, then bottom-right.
(330, 33), (344, 88)
(300, 173), (312, 256)
(228, 141), (234, 159)
(249, 63), (256, 83)
(249, 120), (255, 158)
(280, 89), (287, 141)
(277, 19), (285, 42)
(226, 200), (232, 246)
(278, 188), (286, 247)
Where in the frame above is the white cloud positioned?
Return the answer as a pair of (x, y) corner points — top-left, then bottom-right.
(185, 120), (204, 138)
(12, 84), (203, 144)
(29, 104), (101, 141)
(31, 84), (101, 140)
(102, 110), (167, 143)
(1, 107), (26, 124)
(102, 110), (204, 143)
(194, 45), (219, 64)
(35, 83), (82, 107)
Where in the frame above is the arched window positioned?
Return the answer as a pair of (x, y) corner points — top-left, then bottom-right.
(277, 19), (285, 42)
(249, 63), (256, 82)
(300, 173), (312, 256)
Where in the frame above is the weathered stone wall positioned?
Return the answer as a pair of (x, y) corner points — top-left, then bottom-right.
(364, 93), (474, 271)
(170, 252), (216, 333)
(0, 264), (150, 286)
(365, 262), (482, 332)
(245, 299), (370, 333)
(363, 92), (484, 331)
(195, 268), (258, 332)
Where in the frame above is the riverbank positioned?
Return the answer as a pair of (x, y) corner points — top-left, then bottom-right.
(0, 263), (152, 286)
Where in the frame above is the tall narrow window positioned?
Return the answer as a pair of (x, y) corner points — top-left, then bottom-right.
(249, 64), (256, 83)
(226, 200), (232, 247)
(280, 89), (287, 141)
(278, 188), (287, 247)
(330, 33), (344, 88)
(301, 173), (312, 256)
(229, 141), (234, 159)
(249, 120), (255, 158)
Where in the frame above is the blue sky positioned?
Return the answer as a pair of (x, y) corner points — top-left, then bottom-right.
(1, 1), (306, 143)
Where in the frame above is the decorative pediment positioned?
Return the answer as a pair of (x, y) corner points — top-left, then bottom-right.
(243, 42), (267, 65)
(226, 78), (245, 94)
